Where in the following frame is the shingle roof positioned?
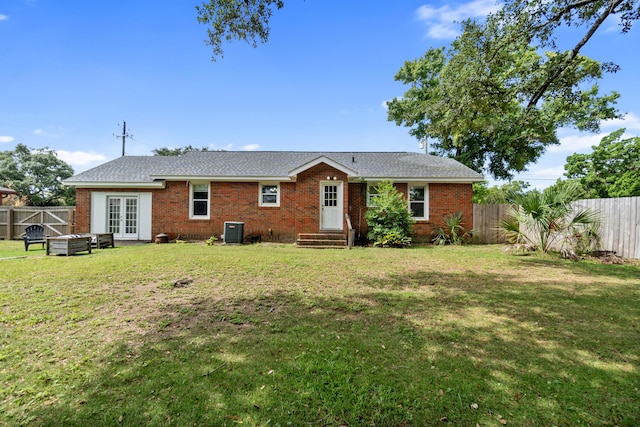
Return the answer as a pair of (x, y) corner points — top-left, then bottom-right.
(65, 151), (483, 186)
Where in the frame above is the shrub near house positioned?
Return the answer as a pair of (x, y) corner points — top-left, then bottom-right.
(365, 180), (414, 247)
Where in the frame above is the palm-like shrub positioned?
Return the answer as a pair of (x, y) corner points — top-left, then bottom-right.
(365, 180), (414, 248)
(499, 181), (601, 256)
(431, 212), (473, 245)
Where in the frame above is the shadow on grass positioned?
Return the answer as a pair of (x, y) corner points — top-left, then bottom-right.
(516, 254), (640, 280)
(19, 267), (640, 426)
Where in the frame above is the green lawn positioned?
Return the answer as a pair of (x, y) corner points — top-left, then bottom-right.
(1, 241), (638, 426)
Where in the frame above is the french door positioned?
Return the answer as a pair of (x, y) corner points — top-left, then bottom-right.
(107, 196), (138, 239)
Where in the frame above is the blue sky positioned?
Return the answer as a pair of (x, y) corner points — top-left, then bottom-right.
(1, 0), (638, 188)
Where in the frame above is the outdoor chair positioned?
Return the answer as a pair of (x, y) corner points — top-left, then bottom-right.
(23, 224), (48, 251)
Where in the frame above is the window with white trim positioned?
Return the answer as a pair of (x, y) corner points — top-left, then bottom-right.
(367, 183), (380, 207)
(409, 184), (428, 219)
(259, 183), (280, 207)
(190, 182), (210, 219)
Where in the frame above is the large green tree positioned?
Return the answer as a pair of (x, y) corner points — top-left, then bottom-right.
(0, 144), (74, 206)
(565, 128), (640, 198)
(387, 0), (627, 180)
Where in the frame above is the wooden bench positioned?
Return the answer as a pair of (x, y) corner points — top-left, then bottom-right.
(23, 224), (48, 251)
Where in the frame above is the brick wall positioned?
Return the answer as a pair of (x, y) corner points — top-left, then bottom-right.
(347, 182), (474, 244)
(294, 164), (349, 234)
(348, 182), (367, 244)
(414, 183), (474, 243)
(75, 188), (91, 233)
(75, 171), (473, 244)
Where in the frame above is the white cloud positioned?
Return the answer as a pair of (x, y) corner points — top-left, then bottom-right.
(0, 135), (15, 143)
(601, 112), (640, 131)
(416, 0), (501, 39)
(242, 144), (260, 151)
(527, 165), (566, 178)
(0, 14), (9, 21)
(32, 126), (69, 138)
(550, 133), (604, 153)
(549, 111), (640, 153)
(205, 143), (234, 151)
(57, 150), (107, 167)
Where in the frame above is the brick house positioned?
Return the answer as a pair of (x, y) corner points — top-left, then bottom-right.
(64, 151), (483, 245)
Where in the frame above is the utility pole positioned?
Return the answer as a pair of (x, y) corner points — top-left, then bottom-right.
(114, 121), (134, 156)
(419, 137), (428, 155)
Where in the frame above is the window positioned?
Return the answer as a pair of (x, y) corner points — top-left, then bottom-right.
(190, 182), (209, 219)
(409, 184), (428, 219)
(367, 183), (380, 207)
(259, 183), (280, 207)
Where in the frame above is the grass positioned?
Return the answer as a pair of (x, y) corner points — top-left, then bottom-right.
(1, 240), (639, 426)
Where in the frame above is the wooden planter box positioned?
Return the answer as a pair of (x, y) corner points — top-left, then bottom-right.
(82, 232), (115, 249)
(94, 232), (114, 249)
(46, 236), (92, 256)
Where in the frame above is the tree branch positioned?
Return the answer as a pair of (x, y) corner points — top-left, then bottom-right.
(525, 0), (623, 111)
(532, 0), (601, 30)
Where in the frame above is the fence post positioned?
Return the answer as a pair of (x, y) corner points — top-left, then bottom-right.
(70, 207), (76, 234)
(8, 207), (14, 240)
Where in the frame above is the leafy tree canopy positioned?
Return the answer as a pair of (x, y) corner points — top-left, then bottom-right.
(473, 180), (531, 204)
(195, 0), (638, 63)
(0, 144), (74, 206)
(388, 0), (631, 179)
(196, 0), (284, 60)
(565, 128), (640, 198)
(152, 145), (213, 156)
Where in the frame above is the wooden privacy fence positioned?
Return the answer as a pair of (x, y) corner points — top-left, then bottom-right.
(0, 207), (76, 240)
(573, 197), (640, 260)
(473, 198), (640, 259)
(473, 204), (511, 244)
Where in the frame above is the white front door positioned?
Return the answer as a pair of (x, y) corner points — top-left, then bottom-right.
(320, 181), (343, 231)
(107, 196), (139, 239)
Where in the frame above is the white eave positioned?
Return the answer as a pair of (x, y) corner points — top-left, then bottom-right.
(64, 181), (166, 189)
(149, 175), (294, 182)
(355, 176), (485, 183)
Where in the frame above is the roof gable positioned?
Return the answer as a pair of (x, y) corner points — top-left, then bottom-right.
(288, 155), (358, 177)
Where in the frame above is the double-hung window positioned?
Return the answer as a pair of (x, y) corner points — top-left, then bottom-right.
(259, 183), (280, 207)
(366, 183), (380, 207)
(190, 182), (210, 219)
(409, 184), (428, 220)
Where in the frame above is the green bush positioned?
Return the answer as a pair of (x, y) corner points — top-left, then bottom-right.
(365, 180), (414, 248)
